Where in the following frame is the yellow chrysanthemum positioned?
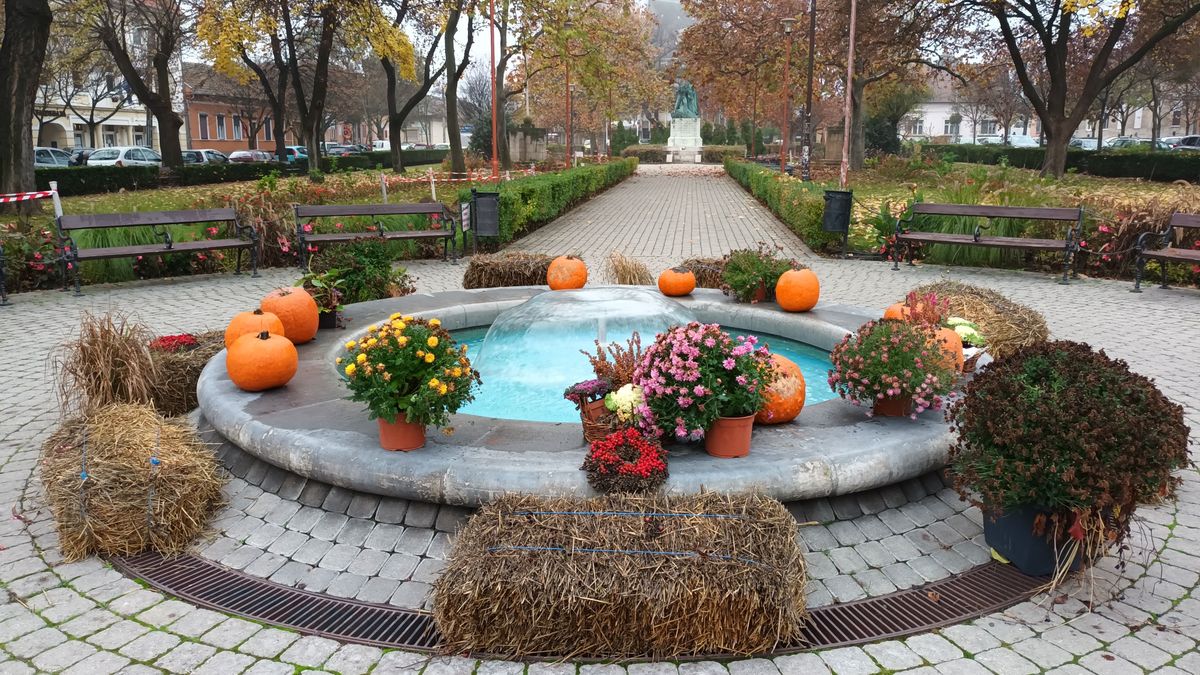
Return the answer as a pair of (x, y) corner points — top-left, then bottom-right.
(367, 338), (378, 347)
(397, 336), (409, 346)
(451, 367), (462, 377)
(336, 357), (344, 365)
(429, 318), (441, 327)
(345, 364), (356, 376)
(402, 315), (413, 321)
(426, 336), (439, 348)
(424, 353), (435, 363)
(429, 378), (440, 387)
(389, 312), (402, 320)
(367, 324), (378, 332)
(345, 341), (356, 349)
(382, 372), (391, 381)
(416, 350), (425, 358)
(438, 384), (448, 395)
(356, 353), (368, 364)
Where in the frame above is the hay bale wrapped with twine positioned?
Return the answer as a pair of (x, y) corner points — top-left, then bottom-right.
(909, 280), (1049, 359)
(681, 256), (727, 289)
(147, 331), (224, 417)
(434, 492), (808, 659)
(39, 404), (225, 561)
(462, 251), (555, 289)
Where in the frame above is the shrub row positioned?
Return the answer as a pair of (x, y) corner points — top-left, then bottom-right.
(33, 149), (453, 197)
(619, 144), (746, 164)
(457, 158), (638, 243)
(922, 144), (1200, 182)
(724, 159), (843, 254)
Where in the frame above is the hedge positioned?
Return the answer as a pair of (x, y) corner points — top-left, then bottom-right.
(724, 159), (842, 254)
(173, 163), (282, 185)
(620, 144), (746, 164)
(35, 165), (161, 194)
(457, 157), (638, 243)
(621, 145), (666, 163)
(922, 144), (1200, 182)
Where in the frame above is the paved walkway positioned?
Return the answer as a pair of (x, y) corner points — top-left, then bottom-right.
(1, 163), (1198, 674)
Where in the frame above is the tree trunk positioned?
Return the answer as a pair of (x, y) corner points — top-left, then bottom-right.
(444, 8), (469, 175)
(1040, 122), (1072, 177)
(88, 123), (98, 148)
(0, 0), (52, 206)
(850, 78), (865, 170)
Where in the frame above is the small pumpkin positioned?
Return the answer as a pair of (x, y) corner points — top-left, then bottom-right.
(547, 255), (588, 290)
(226, 331), (299, 391)
(776, 268), (820, 312)
(882, 302), (909, 321)
(933, 326), (965, 372)
(658, 267), (696, 296)
(261, 287), (319, 344)
(224, 309), (286, 349)
(756, 355), (806, 425)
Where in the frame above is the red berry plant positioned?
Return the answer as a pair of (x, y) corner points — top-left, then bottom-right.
(148, 334), (200, 353)
(581, 427), (669, 493)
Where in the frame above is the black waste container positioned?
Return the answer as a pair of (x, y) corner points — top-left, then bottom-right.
(822, 189), (852, 233)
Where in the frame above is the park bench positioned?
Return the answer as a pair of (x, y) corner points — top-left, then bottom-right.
(294, 202), (458, 270)
(1132, 212), (1200, 292)
(57, 208), (258, 296)
(892, 203), (1084, 284)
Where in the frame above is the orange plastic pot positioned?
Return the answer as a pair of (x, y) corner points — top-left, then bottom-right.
(705, 414), (754, 458)
(378, 414), (426, 451)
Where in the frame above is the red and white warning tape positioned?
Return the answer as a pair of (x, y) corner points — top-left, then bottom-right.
(0, 190), (56, 204)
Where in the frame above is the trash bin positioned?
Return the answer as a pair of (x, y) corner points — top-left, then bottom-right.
(469, 188), (500, 253)
(822, 190), (852, 233)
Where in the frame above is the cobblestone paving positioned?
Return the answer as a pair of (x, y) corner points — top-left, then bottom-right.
(1, 162), (1198, 674)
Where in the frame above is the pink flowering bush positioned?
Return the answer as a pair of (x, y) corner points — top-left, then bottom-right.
(828, 320), (956, 418)
(633, 322), (774, 441)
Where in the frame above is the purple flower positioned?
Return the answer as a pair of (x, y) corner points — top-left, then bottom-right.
(722, 358), (736, 370)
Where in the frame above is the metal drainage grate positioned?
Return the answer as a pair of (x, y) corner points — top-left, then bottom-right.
(111, 552), (1044, 656)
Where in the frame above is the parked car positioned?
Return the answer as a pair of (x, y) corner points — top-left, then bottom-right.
(1104, 136), (1146, 149)
(401, 143), (420, 150)
(181, 149), (229, 164)
(1069, 138), (1098, 150)
(433, 143), (450, 150)
(1172, 135), (1200, 151)
(68, 148), (96, 166)
(1006, 135), (1039, 147)
(228, 150), (273, 163)
(1160, 136), (1184, 148)
(372, 140), (391, 152)
(281, 147), (307, 163)
(973, 135), (1002, 145)
(325, 145), (358, 157)
(34, 147), (72, 168)
(86, 146), (162, 167)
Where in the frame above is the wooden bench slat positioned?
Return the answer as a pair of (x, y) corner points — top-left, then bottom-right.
(1169, 213), (1200, 230)
(296, 204), (447, 218)
(1142, 248), (1200, 262)
(896, 232), (1068, 250)
(59, 208), (238, 230)
(74, 239), (251, 261)
(912, 203), (1081, 221)
(305, 231), (451, 244)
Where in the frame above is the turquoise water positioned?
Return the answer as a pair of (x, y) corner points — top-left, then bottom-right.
(454, 326), (834, 423)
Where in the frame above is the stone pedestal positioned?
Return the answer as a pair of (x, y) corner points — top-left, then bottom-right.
(667, 117), (703, 163)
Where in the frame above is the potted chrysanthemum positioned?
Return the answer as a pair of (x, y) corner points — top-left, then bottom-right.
(339, 314), (480, 451)
(828, 319), (955, 417)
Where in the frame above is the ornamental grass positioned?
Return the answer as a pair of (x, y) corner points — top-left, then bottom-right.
(433, 492), (808, 659)
(55, 312), (159, 415)
(606, 250), (653, 285)
(907, 281), (1049, 359)
(39, 403), (225, 561)
(461, 251), (554, 288)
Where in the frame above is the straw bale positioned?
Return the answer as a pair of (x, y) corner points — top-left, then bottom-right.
(463, 251), (555, 289)
(681, 257), (727, 289)
(434, 492), (807, 659)
(39, 404), (226, 562)
(148, 331), (224, 417)
(910, 280), (1049, 359)
(607, 251), (653, 285)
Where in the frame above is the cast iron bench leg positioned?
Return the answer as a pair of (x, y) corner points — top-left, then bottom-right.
(1058, 245), (1072, 285)
(1131, 254), (1145, 292)
(234, 248), (243, 275)
(1160, 261), (1170, 289)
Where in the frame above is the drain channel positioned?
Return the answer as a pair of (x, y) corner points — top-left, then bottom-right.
(110, 552), (1043, 656)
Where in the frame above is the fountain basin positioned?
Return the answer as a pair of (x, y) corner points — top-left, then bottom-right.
(197, 287), (954, 506)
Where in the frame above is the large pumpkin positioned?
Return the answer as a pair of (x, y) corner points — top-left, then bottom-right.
(224, 309), (285, 349)
(546, 255), (588, 290)
(933, 326), (965, 372)
(756, 354), (806, 425)
(261, 287), (319, 344)
(227, 331), (298, 391)
(776, 269), (820, 312)
(658, 267), (696, 296)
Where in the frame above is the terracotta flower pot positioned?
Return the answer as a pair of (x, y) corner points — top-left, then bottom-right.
(581, 398), (608, 423)
(751, 282), (768, 304)
(873, 395), (912, 417)
(378, 414), (426, 451)
(705, 414), (754, 458)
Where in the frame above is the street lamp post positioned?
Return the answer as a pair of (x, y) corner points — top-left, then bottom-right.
(489, 0), (499, 181)
(564, 20), (573, 169)
(780, 17), (796, 174)
(568, 83), (576, 167)
(801, 0), (816, 181)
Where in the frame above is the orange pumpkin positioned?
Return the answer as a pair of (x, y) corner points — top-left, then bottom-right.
(261, 287), (319, 344)
(756, 354), (807, 425)
(658, 267), (696, 296)
(224, 309), (286, 349)
(226, 331), (298, 391)
(547, 255), (588, 290)
(932, 326), (965, 372)
(776, 269), (820, 312)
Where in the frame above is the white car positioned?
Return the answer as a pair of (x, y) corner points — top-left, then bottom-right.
(372, 140), (391, 151)
(182, 149), (229, 164)
(34, 147), (72, 168)
(86, 146), (162, 167)
(1069, 138), (1098, 150)
(1006, 135), (1039, 147)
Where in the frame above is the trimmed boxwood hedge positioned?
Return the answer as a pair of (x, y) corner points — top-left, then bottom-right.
(922, 144), (1200, 182)
(35, 165), (161, 194)
(456, 157), (638, 243)
(724, 159), (843, 254)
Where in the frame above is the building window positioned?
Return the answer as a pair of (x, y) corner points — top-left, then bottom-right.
(73, 125), (84, 147)
(103, 127), (117, 147)
(134, 128), (145, 146)
(233, 115), (242, 140)
(264, 116), (272, 142)
(979, 120), (998, 135)
(1172, 109), (1182, 127)
(907, 118), (924, 135)
(943, 119), (960, 137)
(199, 113), (209, 140)
(217, 114), (227, 140)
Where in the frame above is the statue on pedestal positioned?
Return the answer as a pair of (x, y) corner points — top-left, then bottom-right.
(672, 81), (700, 119)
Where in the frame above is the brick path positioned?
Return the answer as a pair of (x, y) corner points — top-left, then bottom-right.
(1, 162), (1198, 674)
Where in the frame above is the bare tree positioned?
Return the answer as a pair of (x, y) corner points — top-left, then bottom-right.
(56, 59), (129, 148)
(0, 0), (53, 203)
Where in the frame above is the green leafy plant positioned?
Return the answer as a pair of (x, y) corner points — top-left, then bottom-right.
(295, 268), (346, 313)
(827, 319), (956, 416)
(310, 239), (417, 304)
(720, 243), (802, 303)
(339, 315), (480, 427)
(948, 340), (1189, 572)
